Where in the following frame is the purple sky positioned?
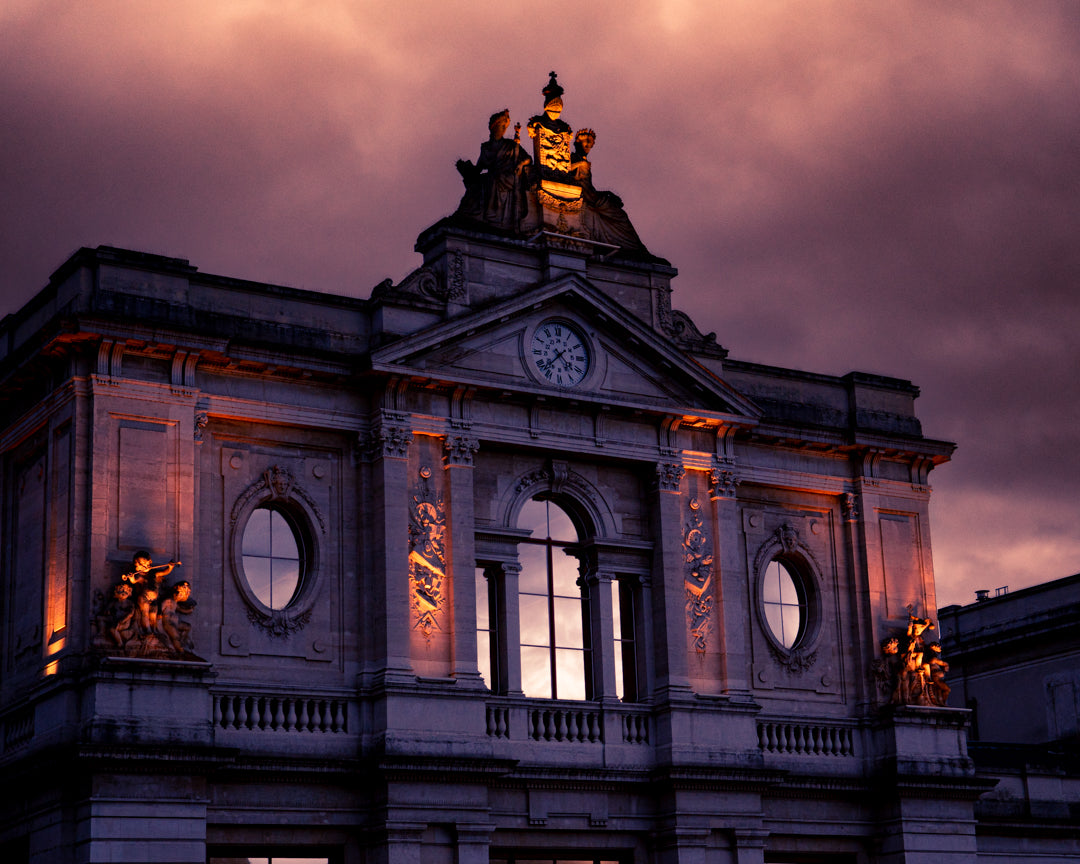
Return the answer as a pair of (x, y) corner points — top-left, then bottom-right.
(3, 1), (1078, 608)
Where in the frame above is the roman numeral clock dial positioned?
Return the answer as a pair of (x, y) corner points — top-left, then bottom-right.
(530, 319), (590, 387)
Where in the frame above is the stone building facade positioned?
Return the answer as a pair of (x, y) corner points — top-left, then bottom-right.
(0, 77), (1003, 864)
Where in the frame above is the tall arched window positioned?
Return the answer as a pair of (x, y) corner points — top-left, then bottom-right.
(516, 498), (591, 700)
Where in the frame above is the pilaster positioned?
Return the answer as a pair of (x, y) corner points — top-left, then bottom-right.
(443, 430), (484, 686)
(650, 458), (691, 696)
(371, 414), (414, 683)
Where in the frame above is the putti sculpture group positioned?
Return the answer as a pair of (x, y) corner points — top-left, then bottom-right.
(452, 71), (651, 257)
(874, 614), (951, 707)
(93, 552), (199, 660)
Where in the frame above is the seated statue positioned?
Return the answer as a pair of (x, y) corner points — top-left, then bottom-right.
(455, 109), (531, 232)
(570, 129), (648, 253)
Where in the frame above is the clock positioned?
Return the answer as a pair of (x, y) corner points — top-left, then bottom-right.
(530, 319), (591, 387)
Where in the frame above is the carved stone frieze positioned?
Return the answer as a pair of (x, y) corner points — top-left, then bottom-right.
(245, 606), (312, 638)
(842, 492), (859, 522)
(683, 498), (714, 653)
(409, 466), (448, 641)
(230, 465), (326, 535)
(448, 251), (466, 300)
(767, 640), (817, 675)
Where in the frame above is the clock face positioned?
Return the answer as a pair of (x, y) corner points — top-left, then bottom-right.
(530, 320), (590, 387)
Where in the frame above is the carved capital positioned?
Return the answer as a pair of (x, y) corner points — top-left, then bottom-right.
(708, 462), (740, 499)
(377, 424), (413, 459)
(654, 460), (685, 493)
(443, 433), (480, 467)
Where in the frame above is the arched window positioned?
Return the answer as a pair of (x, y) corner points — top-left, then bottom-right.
(240, 505), (304, 611)
(516, 498), (591, 700)
(762, 559), (808, 650)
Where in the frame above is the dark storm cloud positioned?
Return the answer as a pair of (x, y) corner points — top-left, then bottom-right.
(2, 1), (1077, 605)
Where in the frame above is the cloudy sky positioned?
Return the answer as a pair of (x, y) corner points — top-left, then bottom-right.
(2, 1), (1077, 608)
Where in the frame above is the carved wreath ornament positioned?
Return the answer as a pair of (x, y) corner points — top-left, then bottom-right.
(683, 499), (714, 653)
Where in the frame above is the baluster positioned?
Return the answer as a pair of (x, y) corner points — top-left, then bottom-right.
(285, 699), (297, 732)
(236, 697), (249, 730)
(224, 697), (236, 730)
(272, 698), (284, 730)
(297, 699), (310, 732)
(213, 697), (223, 728)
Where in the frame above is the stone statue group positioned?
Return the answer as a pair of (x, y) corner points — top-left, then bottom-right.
(875, 615), (951, 707)
(453, 71), (648, 254)
(93, 551), (198, 660)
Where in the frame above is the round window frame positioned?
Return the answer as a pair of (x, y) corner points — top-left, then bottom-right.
(230, 491), (320, 619)
(755, 553), (822, 657)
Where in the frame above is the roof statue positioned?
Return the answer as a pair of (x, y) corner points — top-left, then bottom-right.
(450, 71), (656, 260)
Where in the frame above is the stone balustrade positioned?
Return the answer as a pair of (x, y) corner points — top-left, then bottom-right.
(213, 692), (348, 734)
(757, 719), (854, 757)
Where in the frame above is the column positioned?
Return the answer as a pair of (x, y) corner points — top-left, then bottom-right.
(498, 561), (524, 695)
(584, 567), (619, 701)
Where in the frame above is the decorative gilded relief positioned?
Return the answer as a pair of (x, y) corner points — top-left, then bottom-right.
(409, 466), (448, 641)
(683, 498), (714, 652)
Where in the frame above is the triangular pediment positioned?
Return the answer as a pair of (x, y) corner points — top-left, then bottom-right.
(369, 275), (761, 422)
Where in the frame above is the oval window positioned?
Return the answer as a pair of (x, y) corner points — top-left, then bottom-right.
(241, 506), (303, 610)
(762, 559), (806, 650)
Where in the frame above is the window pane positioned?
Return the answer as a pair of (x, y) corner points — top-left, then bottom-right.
(553, 597), (584, 648)
(613, 639), (624, 701)
(545, 501), (577, 542)
(763, 561), (781, 603)
(555, 648), (586, 700)
(517, 543), (548, 594)
(517, 499), (548, 537)
(270, 510), (299, 560)
(551, 550), (580, 596)
(764, 603), (784, 645)
(475, 568), (489, 629)
(477, 630), (491, 688)
(777, 561), (799, 603)
(270, 559), (300, 609)
(243, 555), (273, 607)
(781, 606), (801, 649)
(611, 580), (622, 635)
(520, 645), (551, 698)
(519, 594), (550, 646)
(242, 508), (272, 556)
